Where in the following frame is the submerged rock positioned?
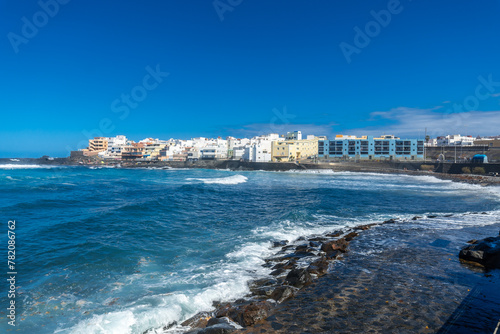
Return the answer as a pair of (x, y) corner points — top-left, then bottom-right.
(459, 235), (500, 269)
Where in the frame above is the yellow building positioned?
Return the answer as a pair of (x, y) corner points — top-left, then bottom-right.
(271, 138), (318, 162)
(88, 137), (108, 152)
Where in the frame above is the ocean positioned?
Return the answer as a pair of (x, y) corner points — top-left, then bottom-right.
(0, 165), (499, 333)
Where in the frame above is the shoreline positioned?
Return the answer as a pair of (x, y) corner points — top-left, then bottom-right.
(2, 157), (499, 187)
(157, 214), (500, 334)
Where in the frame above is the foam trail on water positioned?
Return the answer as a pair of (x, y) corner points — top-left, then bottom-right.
(187, 175), (248, 185)
(0, 164), (62, 169)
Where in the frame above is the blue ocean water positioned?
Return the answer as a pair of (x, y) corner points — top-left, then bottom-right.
(0, 165), (499, 333)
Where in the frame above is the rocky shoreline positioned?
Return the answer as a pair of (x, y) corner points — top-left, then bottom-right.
(146, 214), (495, 334)
(154, 221), (379, 334)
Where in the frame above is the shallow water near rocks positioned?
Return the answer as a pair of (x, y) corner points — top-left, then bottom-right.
(241, 220), (500, 334)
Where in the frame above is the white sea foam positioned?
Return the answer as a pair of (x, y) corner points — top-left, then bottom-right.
(0, 164), (61, 169)
(187, 175), (248, 185)
(282, 169), (335, 174)
(62, 232), (274, 334)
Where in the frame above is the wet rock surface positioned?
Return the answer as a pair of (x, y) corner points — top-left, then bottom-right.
(237, 221), (500, 334)
(178, 218), (500, 334)
(179, 221), (376, 332)
(459, 232), (500, 269)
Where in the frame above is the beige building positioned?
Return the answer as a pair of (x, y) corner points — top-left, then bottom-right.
(142, 143), (167, 160)
(122, 143), (145, 160)
(474, 139), (500, 147)
(271, 138), (318, 162)
(79, 137), (109, 156)
(88, 137), (108, 152)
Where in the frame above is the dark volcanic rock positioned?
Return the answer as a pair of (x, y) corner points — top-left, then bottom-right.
(325, 230), (343, 237)
(280, 250), (315, 260)
(295, 244), (308, 251)
(344, 231), (359, 241)
(383, 218), (398, 224)
(217, 301), (273, 327)
(325, 250), (341, 259)
(427, 215), (438, 218)
(412, 216), (422, 220)
(249, 278), (278, 288)
(272, 259), (297, 271)
(270, 268), (286, 276)
(181, 312), (212, 328)
(285, 268), (313, 288)
(307, 256), (329, 276)
(322, 238), (349, 253)
(459, 235), (500, 269)
(269, 285), (296, 303)
(198, 317), (240, 334)
(309, 240), (322, 248)
(354, 223), (376, 231)
(272, 240), (288, 248)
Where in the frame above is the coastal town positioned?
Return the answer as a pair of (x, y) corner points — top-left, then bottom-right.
(70, 132), (500, 163)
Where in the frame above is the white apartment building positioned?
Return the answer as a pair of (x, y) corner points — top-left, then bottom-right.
(242, 133), (282, 162)
(436, 135), (475, 146)
(98, 135), (129, 160)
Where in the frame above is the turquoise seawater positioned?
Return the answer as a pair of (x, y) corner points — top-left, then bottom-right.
(0, 165), (499, 333)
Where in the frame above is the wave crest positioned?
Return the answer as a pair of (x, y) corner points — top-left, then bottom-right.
(187, 175), (248, 185)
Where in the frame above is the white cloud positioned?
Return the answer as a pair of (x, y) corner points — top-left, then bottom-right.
(344, 107), (500, 138)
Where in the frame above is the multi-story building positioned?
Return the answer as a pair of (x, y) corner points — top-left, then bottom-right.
(243, 133), (281, 162)
(122, 143), (145, 160)
(98, 135), (128, 160)
(436, 135), (474, 146)
(474, 138), (500, 147)
(80, 137), (109, 157)
(200, 145), (227, 160)
(271, 137), (318, 162)
(318, 135), (424, 161)
(141, 142), (167, 161)
(88, 137), (108, 152)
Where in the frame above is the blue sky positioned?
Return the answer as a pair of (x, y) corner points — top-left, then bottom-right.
(1, 0), (500, 157)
